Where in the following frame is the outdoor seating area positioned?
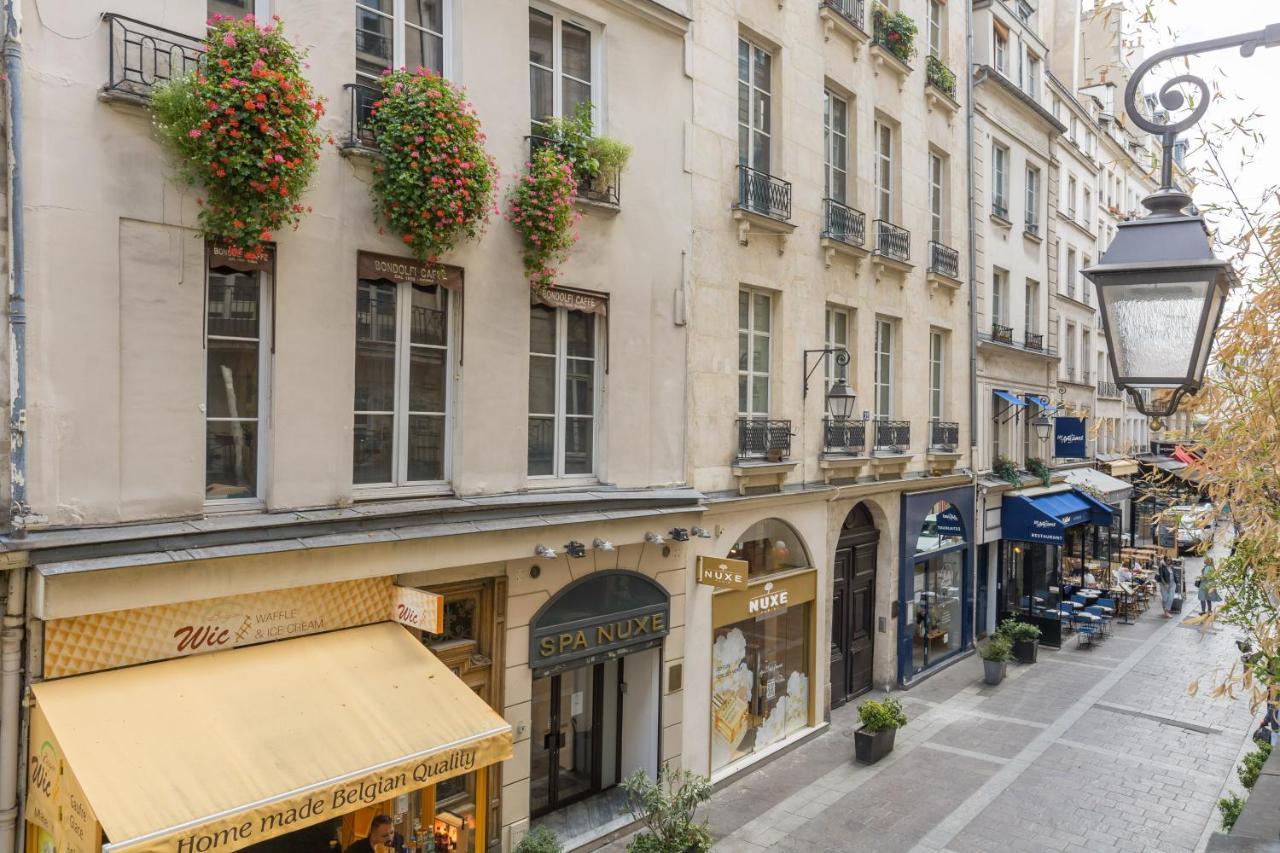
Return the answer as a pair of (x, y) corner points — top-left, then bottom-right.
(1057, 546), (1176, 648)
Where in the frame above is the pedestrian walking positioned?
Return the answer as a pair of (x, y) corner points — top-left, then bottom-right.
(1197, 559), (1221, 615)
(1158, 557), (1175, 618)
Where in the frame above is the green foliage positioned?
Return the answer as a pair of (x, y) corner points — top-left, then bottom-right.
(587, 135), (634, 179)
(623, 767), (713, 853)
(992, 455), (1021, 487)
(1219, 793), (1245, 832)
(152, 14), (324, 262)
(979, 635), (1013, 662)
(872, 3), (917, 64)
(857, 697), (908, 733)
(925, 55), (956, 98)
(367, 69), (497, 265)
(1239, 741), (1273, 789)
(538, 103), (633, 195)
(507, 146), (580, 291)
(1026, 457), (1052, 487)
(513, 826), (562, 853)
(997, 618), (1042, 643)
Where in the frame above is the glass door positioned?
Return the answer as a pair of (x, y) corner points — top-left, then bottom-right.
(530, 664), (604, 818)
(530, 675), (554, 817)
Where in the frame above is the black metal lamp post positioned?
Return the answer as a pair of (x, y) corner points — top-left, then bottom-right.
(1082, 26), (1278, 421)
(803, 347), (857, 420)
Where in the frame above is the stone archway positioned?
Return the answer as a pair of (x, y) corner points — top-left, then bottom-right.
(831, 502), (880, 707)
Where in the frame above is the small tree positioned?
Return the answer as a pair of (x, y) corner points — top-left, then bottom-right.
(623, 767), (712, 853)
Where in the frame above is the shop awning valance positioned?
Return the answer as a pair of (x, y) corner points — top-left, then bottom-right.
(357, 251), (464, 290)
(1062, 466), (1134, 504)
(27, 623), (512, 853)
(994, 390), (1026, 407)
(531, 286), (608, 315)
(1002, 488), (1114, 545)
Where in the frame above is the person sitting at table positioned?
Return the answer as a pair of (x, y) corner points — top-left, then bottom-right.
(1116, 564), (1133, 585)
(1083, 568), (1097, 587)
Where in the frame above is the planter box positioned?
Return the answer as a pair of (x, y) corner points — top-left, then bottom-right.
(1013, 638), (1039, 664)
(854, 726), (897, 764)
(982, 659), (1007, 685)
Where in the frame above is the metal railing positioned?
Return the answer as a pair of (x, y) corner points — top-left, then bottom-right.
(873, 418), (911, 452)
(530, 136), (621, 206)
(1098, 381), (1121, 398)
(991, 323), (1014, 345)
(930, 420), (960, 450)
(928, 241), (959, 278)
(343, 82), (381, 149)
(736, 165), (791, 221)
(820, 0), (866, 31)
(873, 219), (910, 262)
(1066, 283), (1077, 300)
(822, 198), (866, 247)
(104, 13), (203, 100)
(1024, 332), (1044, 351)
(736, 418), (793, 461)
(824, 419), (866, 454)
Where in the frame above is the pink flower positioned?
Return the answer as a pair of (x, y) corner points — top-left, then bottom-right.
(188, 129), (202, 138)
(222, 31), (237, 48)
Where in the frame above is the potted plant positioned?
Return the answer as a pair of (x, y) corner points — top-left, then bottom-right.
(998, 618), (1042, 664)
(1025, 457), (1052, 487)
(622, 767), (712, 853)
(980, 635), (1013, 685)
(854, 697), (908, 764)
(513, 826), (562, 853)
(992, 455), (1021, 487)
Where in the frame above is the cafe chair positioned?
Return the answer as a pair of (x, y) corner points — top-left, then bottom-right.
(1097, 597), (1117, 621)
(1085, 605), (1111, 638)
(1075, 615), (1100, 648)
(1059, 602), (1076, 633)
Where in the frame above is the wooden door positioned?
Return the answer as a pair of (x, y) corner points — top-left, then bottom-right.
(848, 541), (877, 697)
(829, 546), (852, 707)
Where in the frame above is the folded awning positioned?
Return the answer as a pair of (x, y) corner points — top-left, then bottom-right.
(1104, 457), (1140, 477)
(1172, 445), (1199, 465)
(994, 390), (1026, 407)
(1063, 467), (1134, 504)
(27, 623), (512, 853)
(1002, 488), (1114, 545)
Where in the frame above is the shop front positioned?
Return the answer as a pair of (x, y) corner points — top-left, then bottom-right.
(898, 485), (975, 684)
(709, 519), (818, 778)
(997, 487), (1114, 646)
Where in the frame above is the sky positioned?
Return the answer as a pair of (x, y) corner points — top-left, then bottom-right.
(1120, 0), (1280, 282)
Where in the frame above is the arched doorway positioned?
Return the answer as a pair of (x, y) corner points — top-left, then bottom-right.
(831, 503), (879, 707)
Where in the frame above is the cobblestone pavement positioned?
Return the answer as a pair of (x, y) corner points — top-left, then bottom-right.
(697, 542), (1259, 853)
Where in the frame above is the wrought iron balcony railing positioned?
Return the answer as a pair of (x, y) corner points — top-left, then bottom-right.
(343, 82), (381, 149)
(928, 240), (959, 278)
(530, 136), (621, 206)
(930, 420), (960, 451)
(991, 323), (1014, 345)
(1024, 332), (1044, 352)
(820, 0), (866, 31)
(735, 165), (792, 222)
(824, 419), (866, 454)
(822, 198), (866, 248)
(1098, 381), (1121, 398)
(873, 219), (910, 262)
(736, 418), (793, 461)
(104, 13), (203, 101)
(873, 418), (911, 453)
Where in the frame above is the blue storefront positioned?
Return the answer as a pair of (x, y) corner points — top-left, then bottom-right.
(997, 488), (1114, 646)
(898, 485), (976, 684)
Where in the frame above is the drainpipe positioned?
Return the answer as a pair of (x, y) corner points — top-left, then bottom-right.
(4, 0), (26, 536)
(0, 567), (23, 853)
(966, 13), (982, 468)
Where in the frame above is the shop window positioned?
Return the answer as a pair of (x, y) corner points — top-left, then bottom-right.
(726, 518), (810, 577)
(915, 499), (965, 554)
(910, 550), (963, 673)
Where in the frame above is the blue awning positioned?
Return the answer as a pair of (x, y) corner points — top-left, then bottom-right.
(1027, 394), (1059, 414)
(994, 390), (1025, 407)
(1002, 488), (1114, 545)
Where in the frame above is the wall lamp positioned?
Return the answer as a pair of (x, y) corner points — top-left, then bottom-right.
(644, 531), (665, 545)
(669, 528), (690, 542)
(691, 527), (713, 539)
(534, 544), (557, 559)
(564, 540), (587, 558)
(592, 538), (615, 552)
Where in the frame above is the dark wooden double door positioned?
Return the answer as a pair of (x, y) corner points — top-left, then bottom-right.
(830, 529), (878, 707)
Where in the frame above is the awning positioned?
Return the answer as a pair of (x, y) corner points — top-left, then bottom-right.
(1104, 457), (1140, 477)
(27, 623), (512, 853)
(1062, 467), (1134, 504)
(1026, 394), (1059, 414)
(1172, 445), (1198, 465)
(1153, 459), (1187, 474)
(1002, 488), (1115, 545)
(994, 390), (1026, 407)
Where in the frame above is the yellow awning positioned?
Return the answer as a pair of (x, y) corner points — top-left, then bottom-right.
(28, 623), (512, 853)
(1106, 458), (1140, 477)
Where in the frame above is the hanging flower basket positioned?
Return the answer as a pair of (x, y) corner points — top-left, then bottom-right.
(507, 146), (580, 292)
(366, 69), (497, 265)
(872, 4), (918, 64)
(152, 15), (325, 262)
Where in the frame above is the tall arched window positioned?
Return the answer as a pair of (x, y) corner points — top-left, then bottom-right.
(726, 518), (811, 577)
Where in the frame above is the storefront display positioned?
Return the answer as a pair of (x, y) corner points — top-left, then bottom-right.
(899, 486), (975, 684)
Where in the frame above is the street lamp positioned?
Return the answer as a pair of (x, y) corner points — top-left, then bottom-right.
(802, 347), (856, 420)
(1082, 25), (1277, 420)
(1033, 415), (1052, 443)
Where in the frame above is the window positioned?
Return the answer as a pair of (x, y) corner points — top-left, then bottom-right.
(1025, 51), (1040, 99)
(354, 278), (453, 486)
(991, 268), (1008, 326)
(738, 290), (771, 418)
(1065, 247), (1077, 298)
(928, 0), (943, 60)
(530, 5), (595, 132)
(991, 393), (1004, 462)
(1082, 256), (1092, 304)
(993, 21), (1009, 74)
(1066, 175), (1077, 219)
(1082, 330), (1092, 381)
(1083, 187), (1092, 227)
(929, 330), (944, 421)
(874, 318), (893, 417)
(824, 91), (849, 204)
(206, 268), (270, 501)
(357, 0), (447, 87)
(210, 0), (269, 18)
(1065, 321), (1077, 378)
(738, 38), (772, 173)
(1024, 279), (1039, 334)
(1024, 165), (1039, 233)
(875, 122), (893, 221)
(824, 306), (851, 393)
(928, 152), (944, 243)
(991, 142), (1008, 218)
(529, 304), (599, 477)
(1070, 115), (1079, 144)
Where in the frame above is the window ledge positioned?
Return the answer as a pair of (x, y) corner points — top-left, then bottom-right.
(990, 212), (1013, 230)
(819, 5), (870, 54)
(925, 84), (960, 122)
(869, 44), (912, 91)
(732, 205), (796, 252)
(869, 452), (915, 480)
(820, 234), (870, 269)
(339, 142), (381, 160)
(575, 195), (621, 216)
(523, 476), (603, 492)
(204, 498), (266, 515)
(731, 459), (798, 495)
(1023, 227), (1043, 244)
(819, 454), (870, 484)
(927, 268), (963, 295)
(353, 484), (455, 502)
(926, 450), (963, 475)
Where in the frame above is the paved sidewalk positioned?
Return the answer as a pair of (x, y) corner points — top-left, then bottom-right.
(692, 548), (1257, 853)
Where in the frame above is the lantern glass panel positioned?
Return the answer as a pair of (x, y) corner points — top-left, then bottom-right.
(1099, 277), (1211, 383)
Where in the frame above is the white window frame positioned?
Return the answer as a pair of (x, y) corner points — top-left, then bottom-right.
(1082, 187), (1092, 227)
(1082, 255), (1092, 304)
(1065, 247), (1077, 298)
(1024, 278), (1039, 335)
(875, 121), (894, 221)
(824, 90), (849, 204)
(1067, 175), (1077, 220)
(993, 23), (1008, 74)
(209, 0), (273, 19)
(992, 142), (1008, 217)
(1082, 330), (1092, 382)
(927, 0), (943, 60)
(738, 38), (772, 172)
(929, 330), (944, 422)
(205, 269), (272, 507)
(991, 267), (1008, 326)
(1024, 164), (1039, 232)
(354, 281), (457, 491)
(356, 0), (454, 83)
(929, 152), (944, 243)
(825, 305), (851, 394)
(739, 289), (772, 418)
(528, 305), (603, 481)
(1025, 50), (1040, 99)
(874, 317), (894, 418)
(529, 2), (603, 129)
(1065, 320), (1077, 377)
